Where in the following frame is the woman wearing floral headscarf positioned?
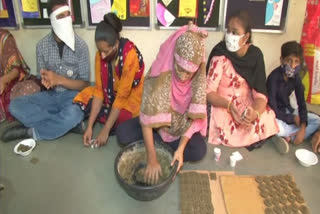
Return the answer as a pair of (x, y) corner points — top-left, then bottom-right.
(116, 24), (207, 184)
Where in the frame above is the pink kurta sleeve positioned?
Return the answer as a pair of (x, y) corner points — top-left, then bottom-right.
(206, 56), (225, 93)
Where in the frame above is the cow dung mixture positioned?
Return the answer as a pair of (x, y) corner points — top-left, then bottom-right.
(117, 144), (173, 186)
(17, 144), (31, 152)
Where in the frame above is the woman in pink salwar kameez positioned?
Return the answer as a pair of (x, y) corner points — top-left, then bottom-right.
(206, 10), (279, 148)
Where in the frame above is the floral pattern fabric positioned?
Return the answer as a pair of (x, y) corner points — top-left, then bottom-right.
(207, 56), (279, 147)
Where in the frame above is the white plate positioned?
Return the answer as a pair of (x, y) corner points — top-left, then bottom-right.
(13, 139), (36, 156)
(295, 149), (318, 167)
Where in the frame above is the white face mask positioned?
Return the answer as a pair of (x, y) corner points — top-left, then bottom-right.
(225, 32), (245, 52)
(50, 6), (75, 51)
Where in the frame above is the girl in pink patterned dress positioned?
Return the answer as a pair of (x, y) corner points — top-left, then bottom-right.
(206, 10), (279, 147)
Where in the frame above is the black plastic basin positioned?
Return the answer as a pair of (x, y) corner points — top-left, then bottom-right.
(114, 140), (178, 201)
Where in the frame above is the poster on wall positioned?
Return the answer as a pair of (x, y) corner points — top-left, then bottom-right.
(156, 0), (221, 29)
(111, 0), (127, 20)
(265, 0), (284, 26)
(156, 3), (175, 27)
(178, 0), (198, 18)
(130, 0), (149, 17)
(0, 0), (9, 18)
(204, 0), (216, 25)
(87, 0), (151, 28)
(21, 0), (83, 27)
(0, 0), (18, 28)
(224, 0), (289, 32)
(21, 0), (41, 19)
(90, 0), (112, 24)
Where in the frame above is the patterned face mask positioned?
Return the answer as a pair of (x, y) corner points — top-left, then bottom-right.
(225, 32), (245, 52)
(282, 64), (301, 78)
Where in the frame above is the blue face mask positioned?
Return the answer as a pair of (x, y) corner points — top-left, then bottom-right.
(282, 64), (301, 78)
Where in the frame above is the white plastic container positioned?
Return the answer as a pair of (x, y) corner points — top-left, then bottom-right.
(229, 155), (237, 167)
(214, 147), (221, 161)
(13, 139), (36, 156)
(295, 149), (318, 167)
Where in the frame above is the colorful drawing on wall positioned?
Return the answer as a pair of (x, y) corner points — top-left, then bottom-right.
(90, 0), (111, 23)
(265, 0), (283, 26)
(0, 0), (9, 18)
(130, 0), (150, 17)
(21, 0), (39, 12)
(178, 0), (198, 18)
(0, 0), (17, 27)
(21, 0), (40, 19)
(156, 3), (175, 27)
(203, 0), (215, 24)
(111, 0), (127, 20)
(162, 0), (173, 7)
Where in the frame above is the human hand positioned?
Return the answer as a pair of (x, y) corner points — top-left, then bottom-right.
(144, 159), (162, 185)
(171, 148), (184, 173)
(294, 115), (300, 127)
(40, 69), (52, 89)
(229, 102), (243, 125)
(242, 106), (258, 125)
(293, 127), (305, 145)
(40, 69), (61, 89)
(94, 129), (109, 147)
(83, 127), (93, 147)
(0, 77), (8, 95)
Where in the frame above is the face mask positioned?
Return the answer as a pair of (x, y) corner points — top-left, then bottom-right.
(282, 64), (301, 78)
(50, 6), (75, 51)
(225, 32), (245, 52)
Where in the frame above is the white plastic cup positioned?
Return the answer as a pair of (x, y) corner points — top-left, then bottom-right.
(214, 148), (221, 161)
(230, 155), (237, 167)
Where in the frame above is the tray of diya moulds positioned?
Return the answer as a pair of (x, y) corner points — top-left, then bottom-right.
(219, 174), (310, 214)
(179, 170), (234, 214)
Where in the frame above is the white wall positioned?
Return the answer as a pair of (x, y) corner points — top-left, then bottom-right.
(9, 0), (307, 81)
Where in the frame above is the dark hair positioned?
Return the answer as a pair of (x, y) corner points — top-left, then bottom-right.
(228, 10), (252, 44)
(95, 13), (122, 46)
(281, 41), (304, 63)
(47, 0), (68, 15)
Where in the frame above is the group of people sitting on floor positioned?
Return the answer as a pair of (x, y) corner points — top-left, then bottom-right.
(1, 0), (320, 184)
